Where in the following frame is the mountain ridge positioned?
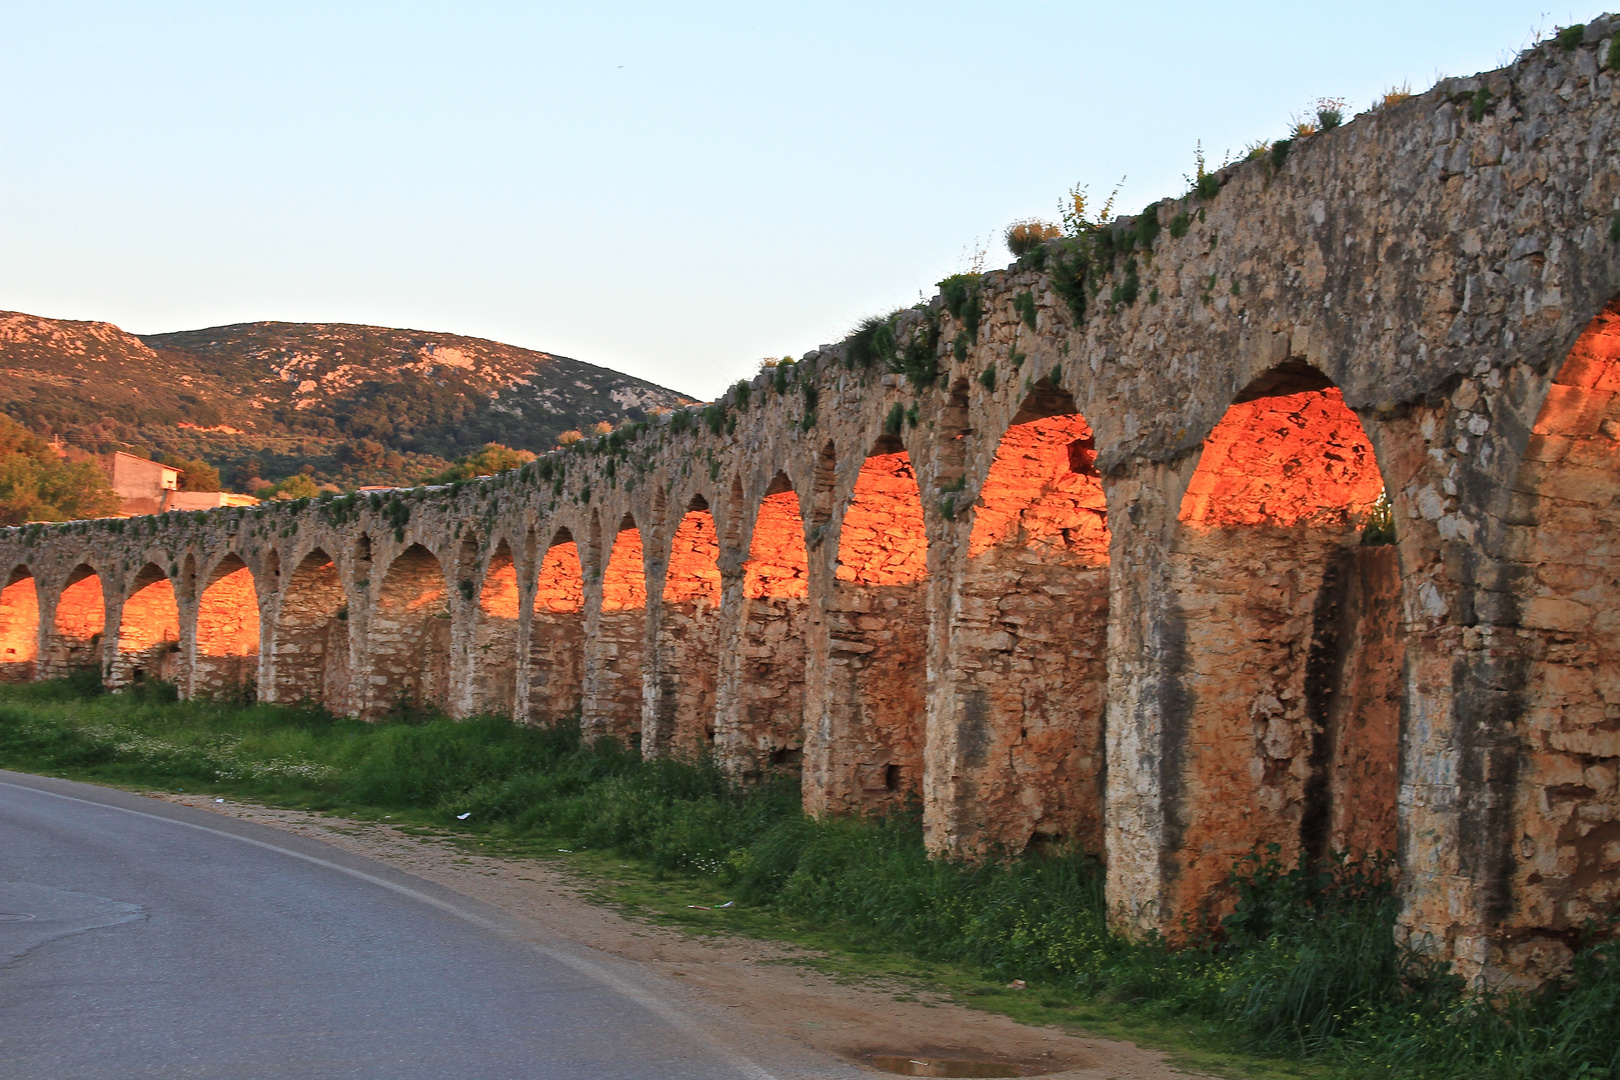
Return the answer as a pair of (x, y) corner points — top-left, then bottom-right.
(0, 311), (695, 488)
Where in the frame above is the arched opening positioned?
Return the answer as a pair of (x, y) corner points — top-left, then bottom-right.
(738, 472), (810, 776)
(1168, 364), (1391, 932)
(50, 565), (105, 679)
(114, 564), (181, 688)
(0, 568), (40, 682)
(272, 549), (349, 711)
(194, 554), (260, 699)
(530, 529), (585, 725)
(591, 515), (647, 745)
(367, 544), (451, 718)
(471, 539), (520, 716)
(652, 496), (722, 755)
(825, 441), (929, 812)
(1493, 296), (1620, 980)
(945, 379), (1110, 854)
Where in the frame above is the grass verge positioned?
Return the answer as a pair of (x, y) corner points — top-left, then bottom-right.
(0, 678), (1615, 1080)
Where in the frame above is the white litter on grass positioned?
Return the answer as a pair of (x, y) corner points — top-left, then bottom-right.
(456, 813), (472, 820)
(214, 798), (224, 803)
(557, 848), (572, 853)
(717, 901), (735, 909)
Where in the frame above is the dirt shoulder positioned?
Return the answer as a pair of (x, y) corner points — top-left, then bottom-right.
(154, 793), (1214, 1080)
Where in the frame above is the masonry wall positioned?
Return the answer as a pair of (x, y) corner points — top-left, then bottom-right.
(1, 26), (1616, 986)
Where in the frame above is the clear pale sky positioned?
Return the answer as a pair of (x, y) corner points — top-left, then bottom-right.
(0, 1), (1589, 400)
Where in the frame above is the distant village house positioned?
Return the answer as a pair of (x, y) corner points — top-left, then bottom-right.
(100, 451), (258, 517)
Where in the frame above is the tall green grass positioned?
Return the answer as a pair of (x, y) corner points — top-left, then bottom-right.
(1, 679), (1615, 1079)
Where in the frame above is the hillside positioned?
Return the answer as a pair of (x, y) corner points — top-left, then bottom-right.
(0, 312), (695, 488)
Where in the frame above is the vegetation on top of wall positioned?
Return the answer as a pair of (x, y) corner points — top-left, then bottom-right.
(1315, 97), (1346, 131)
(845, 313), (899, 371)
(938, 273), (985, 343)
(1004, 219), (1063, 259)
(773, 360), (794, 396)
(1047, 243), (1091, 323)
(892, 314), (942, 389)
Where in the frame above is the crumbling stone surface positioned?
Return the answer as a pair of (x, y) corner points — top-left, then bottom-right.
(1, 29), (1616, 985)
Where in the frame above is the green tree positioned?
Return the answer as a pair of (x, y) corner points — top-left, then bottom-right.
(419, 443), (536, 485)
(160, 454), (222, 492)
(269, 474), (321, 501)
(0, 416), (120, 524)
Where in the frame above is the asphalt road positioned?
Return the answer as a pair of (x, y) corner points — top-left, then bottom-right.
(0, 771), (854, 1080)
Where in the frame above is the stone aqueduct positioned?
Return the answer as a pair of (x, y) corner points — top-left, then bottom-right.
(3, 31), (1620, 985)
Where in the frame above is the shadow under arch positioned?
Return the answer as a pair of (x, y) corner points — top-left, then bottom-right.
(272, 548), (350, 712)
(941, 376), (1110, 856)
(1165, 362), (1394, 937)
(51, 564), (105, 679)
(0, 566), (40, 682)
(366, 543), (451, 719)
(114, 563), (180, 688)
(194, 553), (260, 700)
(471, 538), (520, 717)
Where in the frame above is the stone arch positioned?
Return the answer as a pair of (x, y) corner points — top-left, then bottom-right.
(0, 566), (40, 682)
(1166, 362), (1392, 932)
(114, 563), (181, 688)
(941, 377), (1111, 855)
(737, 470), (810, 775)
(194, 553), (260, 699)
(272, 548), (349, 711)
(366, 543), (451, 718)
(50, 564), (105, 678)
(470, 538), (520, 716)
(592, 513), (647, 744)
(818, 438), (929, 812)
(1488, 295), (1620, 982)
(530, 527), (585, 725)
(651, 494), (722, 754)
